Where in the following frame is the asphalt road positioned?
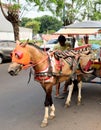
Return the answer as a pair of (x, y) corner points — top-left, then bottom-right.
(0, 63), (101, 130)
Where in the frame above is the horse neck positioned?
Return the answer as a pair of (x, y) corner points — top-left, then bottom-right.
(27, 45), (49, 72)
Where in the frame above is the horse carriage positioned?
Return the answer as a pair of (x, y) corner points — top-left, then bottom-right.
(74, 44), (101, 84)
(8, 40), (101, 127)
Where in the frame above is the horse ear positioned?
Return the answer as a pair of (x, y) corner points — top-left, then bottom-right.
(26, 39), (29, 43)
(20, 39), (29, 47)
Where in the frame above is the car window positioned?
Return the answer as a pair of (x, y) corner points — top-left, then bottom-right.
(46, 38), (72, 45)
(46, 39), (58, 44)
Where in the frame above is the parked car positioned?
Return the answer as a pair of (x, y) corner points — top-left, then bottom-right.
(0, 40), (16, 63)
(41, 37), (74, 51)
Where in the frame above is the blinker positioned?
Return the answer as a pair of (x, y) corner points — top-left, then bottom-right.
(11, 45), (31, 65)
(15, 51), (23, 59)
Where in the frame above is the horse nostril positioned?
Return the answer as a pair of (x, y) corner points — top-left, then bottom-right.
(8, 71), (16, 76)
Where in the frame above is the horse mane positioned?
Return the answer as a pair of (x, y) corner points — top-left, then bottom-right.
(28, 42), (43, 52)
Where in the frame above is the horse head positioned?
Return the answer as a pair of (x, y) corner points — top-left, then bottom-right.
(8, 40), (31, 76)
(8, 40), (49, 77)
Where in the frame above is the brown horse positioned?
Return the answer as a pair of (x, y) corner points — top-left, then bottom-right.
(8, 40), (94, 127)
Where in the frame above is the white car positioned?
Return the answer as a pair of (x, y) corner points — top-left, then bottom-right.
(41, 37), (73, 51)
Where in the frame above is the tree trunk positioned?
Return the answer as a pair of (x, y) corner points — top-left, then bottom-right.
(7, 11), (20, 41)
(12, 22), (19, 41)
(0, 2), (20, 41)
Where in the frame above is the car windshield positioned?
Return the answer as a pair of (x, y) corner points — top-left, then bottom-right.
(46, 39), (58, 44)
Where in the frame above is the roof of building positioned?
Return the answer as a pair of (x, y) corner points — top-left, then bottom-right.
(64, 21), (101, 28)
(55, 21), (101, 35)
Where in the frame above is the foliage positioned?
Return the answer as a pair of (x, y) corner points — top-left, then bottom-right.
(0, 0), (21, 40)
(2, 0), (101, 22)
(90, 0), (101, 20)
(0, 0), (60, 40)
(25, 20), (40, 34)
(34, 15), (62, 33)
(20, 17), (32, 27)
(21, 15), (62, 34)
(7, 4), (21, 12)
(1, 0), (101, 40)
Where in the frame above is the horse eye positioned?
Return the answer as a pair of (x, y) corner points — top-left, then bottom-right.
(15, 52), (23, 59)
(15, 53), (20, 59)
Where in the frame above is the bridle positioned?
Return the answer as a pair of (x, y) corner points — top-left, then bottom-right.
(22, 54), (49, 70)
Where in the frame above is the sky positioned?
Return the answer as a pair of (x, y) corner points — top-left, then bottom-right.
(20, 1), (53, 18)
(22, 9), (52, 19)
(3, 0), (53, 18)
(19, 0), (53, 18)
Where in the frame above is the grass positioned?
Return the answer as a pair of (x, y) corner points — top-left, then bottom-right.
(78, 39), (101, 46)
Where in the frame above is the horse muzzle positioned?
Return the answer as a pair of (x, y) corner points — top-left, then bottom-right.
(8, 63), (22, 76)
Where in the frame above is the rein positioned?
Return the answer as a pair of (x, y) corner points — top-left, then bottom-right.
(22, 54), (49, 70)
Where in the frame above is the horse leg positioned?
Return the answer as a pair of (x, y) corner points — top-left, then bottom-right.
(49, 104), (55, 119)
(41, 106), (49, 127)
(65, 80), (74, 107)
(77, 81), (82, 105)
(41, 86), (55, 127)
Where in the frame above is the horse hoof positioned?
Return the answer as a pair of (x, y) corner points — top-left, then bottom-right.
(64, 104), (70, 108)
(77, 102), (81, 106)
(40, 122), (48, 128)
(49, 115), (55, 120)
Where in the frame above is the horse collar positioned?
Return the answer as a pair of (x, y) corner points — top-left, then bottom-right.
(34, 53), (53, 82)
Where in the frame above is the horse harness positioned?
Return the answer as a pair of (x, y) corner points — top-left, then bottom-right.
(29, 44), (95, 83)
(33, 49), (80, 83)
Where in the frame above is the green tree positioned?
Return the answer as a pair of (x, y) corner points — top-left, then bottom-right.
(1, 0), (101, 41)
(81, 0), (95, 20)
(35, 15), (62, 33)
(91, 0), (101, 20)
(62, 0), (95, 25)
(21, 16), (62, 34)
(20, 17), (32, 27)
(0, 0), (61, 40)
(25, 20), (40, 34)
(0, 0), (21, 40)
